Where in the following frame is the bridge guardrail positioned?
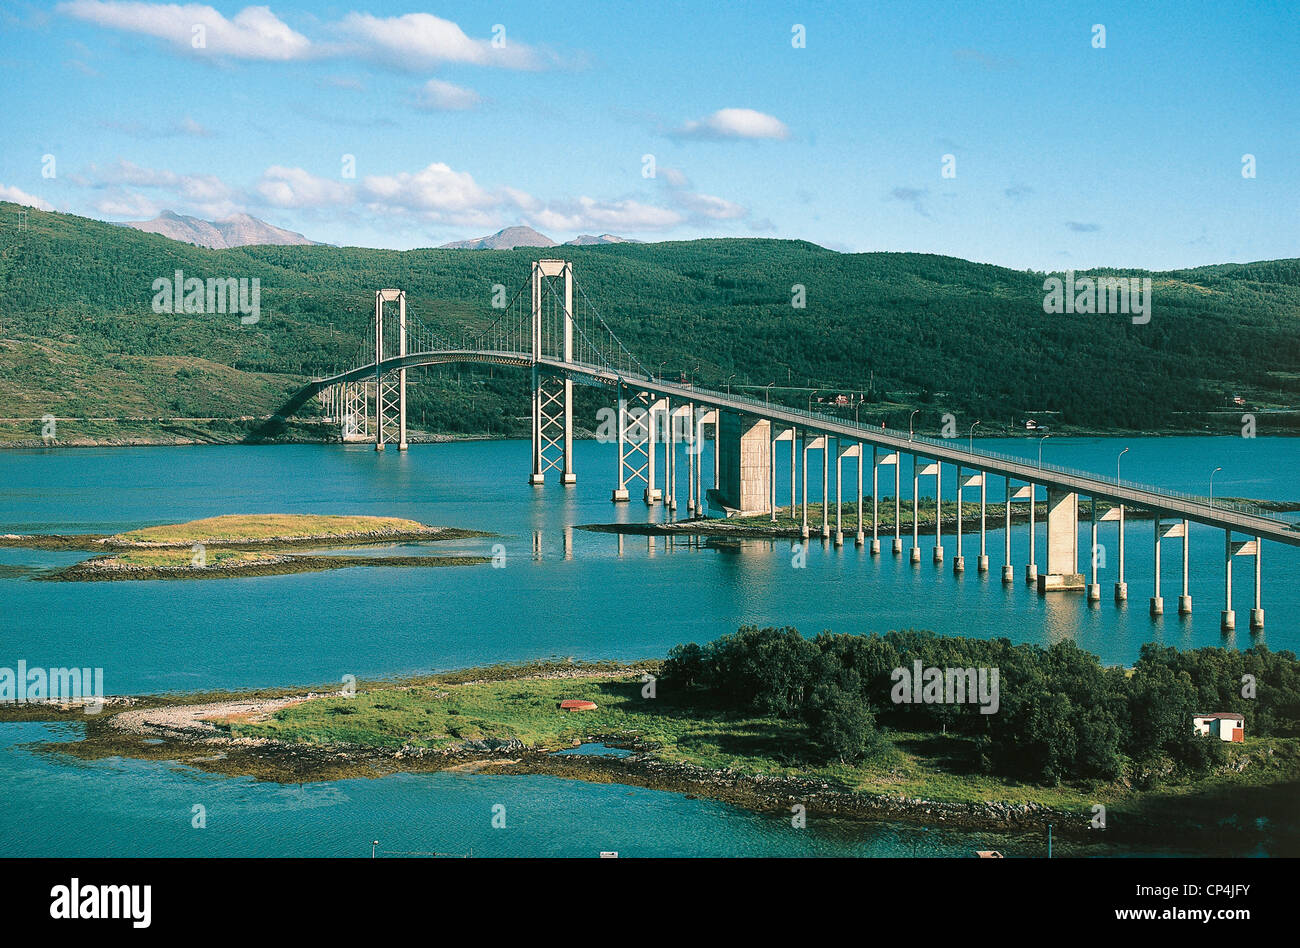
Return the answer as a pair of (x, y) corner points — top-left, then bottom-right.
(316, 352), (1294, 531)
(595, 364), (1291, 527)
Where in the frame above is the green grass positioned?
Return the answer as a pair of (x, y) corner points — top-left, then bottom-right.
(4, 202), (1299, 438)
(112, 513), (435, 545)
(230, 670), (1300, 810)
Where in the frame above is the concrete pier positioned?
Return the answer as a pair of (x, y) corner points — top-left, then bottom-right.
(1179, 519), (1191, 613)
(1038, 488), (1085, 592)
(716, 411), (772, 515)
(1222, 531), (1234, 631)
(1115, 504), (1127, 601)
(1251, 537), (1264, 630)
(1025, 483), (1037, 584)
(1002, 476), (1014, 584)
(1150, 517), (1164, 616)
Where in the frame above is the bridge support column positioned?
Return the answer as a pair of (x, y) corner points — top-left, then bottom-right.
(788, 426), (796, 517)
(1150, 515), (1164, 616)
(868, 446), (878, 553)
(933, 461), (944, 564)
(1178, 519), (1192, 614)
(892, 453), (902, 554)
(1002, 476), (1013, 583)
(665, 400), (676, 513)
(1114, 505), (1128, 601)
(1038, 488), (1084, 593)
(768, 421), (777, 523)
(341, 380), (370, 442)
(1252, 538), (1264, 630)
(821, 441), (830, 539)
(644, 397), (660, 505)
(687, 404), (698, 515)
(1222, 532), (1235, 631)
(611, 387), (629, 502)
(373, 289), (407, 452)
(833, 439), (843, 546)
(528, 260), (576, 486)
(800, 432), (809, 538)
(1024, 484), (1037, 585)
(397, 293), (407, 450)
(910, 455), (921, 563)
(953, 465), (964, 574)
(715, 411), (771, 516)
(855, 443), (865, 547)
(977, 473), (988, 573)
(1087, 497), (1101, 602)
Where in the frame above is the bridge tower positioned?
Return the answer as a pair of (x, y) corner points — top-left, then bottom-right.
(373, 289), (407, 451)
(529, 260), (576, 485)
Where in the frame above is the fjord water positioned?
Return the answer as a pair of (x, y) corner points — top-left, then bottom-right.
(1, 436), (1296, 857)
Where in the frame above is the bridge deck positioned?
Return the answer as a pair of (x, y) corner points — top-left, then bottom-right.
(308, 351), (1299, 547)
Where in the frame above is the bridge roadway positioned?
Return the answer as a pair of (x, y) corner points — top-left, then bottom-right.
(308, 349), (1300, 549)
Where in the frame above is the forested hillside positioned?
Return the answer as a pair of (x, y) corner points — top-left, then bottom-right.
(1, 202), (1296, 443)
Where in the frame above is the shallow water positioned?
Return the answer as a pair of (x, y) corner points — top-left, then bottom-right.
(0, 436), (1296, 856)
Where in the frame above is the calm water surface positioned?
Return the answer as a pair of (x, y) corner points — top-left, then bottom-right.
(0, 436), (1296, 856)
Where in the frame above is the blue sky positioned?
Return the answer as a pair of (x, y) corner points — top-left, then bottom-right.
(1, 0), (1295, 269)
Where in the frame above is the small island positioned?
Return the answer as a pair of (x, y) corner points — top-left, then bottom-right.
(580, 497), (1300, 540)
(18, 627), (1300, 851)
(0, 514), (493, 580)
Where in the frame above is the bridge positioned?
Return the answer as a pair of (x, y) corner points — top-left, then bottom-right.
(298, 260), (1298, 633)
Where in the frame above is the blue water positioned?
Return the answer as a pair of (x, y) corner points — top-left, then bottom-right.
(0, 436), (1296, 856)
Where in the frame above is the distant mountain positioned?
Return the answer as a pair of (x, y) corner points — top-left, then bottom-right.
(438, 226), (642, 250)
(440, 226), (557, 250)
(6, 203), (1299, 444)
(564, 234), (642, 246)
(119, 210), (319, 249)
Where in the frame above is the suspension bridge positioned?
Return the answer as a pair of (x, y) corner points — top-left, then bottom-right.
(296, 260), (1298, 632)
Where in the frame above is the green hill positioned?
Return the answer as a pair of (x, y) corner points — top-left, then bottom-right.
(1, 202), (1297, 445)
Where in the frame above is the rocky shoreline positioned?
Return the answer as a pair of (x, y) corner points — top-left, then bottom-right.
(0, 525), (489, 552)
(81, 688), (1097, 835)
(41, 552), (491, 582)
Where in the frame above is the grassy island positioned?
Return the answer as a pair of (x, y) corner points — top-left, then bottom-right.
(14, 629), (1300, 851)
(0, 513), (493, 580)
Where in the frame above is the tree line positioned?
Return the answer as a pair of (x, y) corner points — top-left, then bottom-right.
(662, 626), (1300, 785)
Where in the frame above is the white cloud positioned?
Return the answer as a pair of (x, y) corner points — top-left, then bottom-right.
(58, 1), (312, 60)
(337, 12), (539, 69)
(675, 108), (790, 141)
(657, 167), (747, 221)
(81, 159), (239, 217)
(256, 166), (350, 208)
(526, 197), (684, 233)
(360, 162), (499, 219)
(0, 185), (54, 211)
(89, 188), (160, 218)
(414, 78), (481, 111)
(96, 159), (233, 204)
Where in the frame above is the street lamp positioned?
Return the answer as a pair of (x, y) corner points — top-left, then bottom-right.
(968, 420), (981, 453)
(659, 361), (666, 381)
(371, 840), (379, 859)
(808, 390), (818, 411)
(726, 373), (736, 394)
(1209, 466), (1222, 505)
(1116, 446), (1129, 485)
(1038, 433), (1050, 469)
(909, 409), (920, 441)
(765, 381), (776, 404)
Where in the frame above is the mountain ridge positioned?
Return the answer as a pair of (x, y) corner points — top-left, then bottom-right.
(118, 210), (321, 249)
(439, 225), (642, 250)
